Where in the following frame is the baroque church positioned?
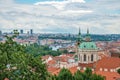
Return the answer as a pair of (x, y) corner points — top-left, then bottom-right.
(75, 28), (99, 69)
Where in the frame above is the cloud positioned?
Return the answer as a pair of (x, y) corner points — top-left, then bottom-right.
(0, 0), (120, 34)
(34, 0), (85, 10)
(59, 10), (93, 16)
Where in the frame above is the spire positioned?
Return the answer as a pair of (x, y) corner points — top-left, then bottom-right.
(79, 27), (81, 35)
(85, 28), (91, 42)
(87, 28), (89, 34)
(77, 27), (83, 45)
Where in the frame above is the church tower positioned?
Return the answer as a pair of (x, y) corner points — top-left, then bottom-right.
(85, 28), (91, 42)
(77, 27), (83, 45)
(74, 29), (99, 69)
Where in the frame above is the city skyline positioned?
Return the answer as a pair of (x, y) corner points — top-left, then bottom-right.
(0, 0), (120, 34)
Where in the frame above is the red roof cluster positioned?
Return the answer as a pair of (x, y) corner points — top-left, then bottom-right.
(96, 71), (120, 80)
(96, 57), (120, 71)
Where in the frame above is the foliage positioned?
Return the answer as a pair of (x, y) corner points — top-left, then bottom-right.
(53, 68), (104, 80)
(73, 70), (83, 80)
(91, 74), (105, 80)
(117, 68), (120, 74)
(57, 68), (73, 80)
(25, 43), (62, 57)
(0, 30), (48, 80)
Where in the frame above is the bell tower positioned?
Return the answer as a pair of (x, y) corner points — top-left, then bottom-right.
(77, 27), (83, 45)
(85, 28), (91, 42)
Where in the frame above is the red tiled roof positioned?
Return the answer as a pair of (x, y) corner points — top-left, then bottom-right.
(65, 54), (74, 57)
(96, 71), (120, 80)
(47, 67), (59, 73)
(48, 60), (56, 65)
(79, 62), (96, 68)
(53, 56), (68, 62)
(96, 57), (120, 71)
(52, 68), (61, 75)
(69, 66), (78, 74)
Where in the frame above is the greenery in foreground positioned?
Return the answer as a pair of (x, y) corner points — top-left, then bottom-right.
(49, 68), (105, 80)
(117, 68), (120, 74)
(0, 31), (48, 80)
(0, 30), (105, 80)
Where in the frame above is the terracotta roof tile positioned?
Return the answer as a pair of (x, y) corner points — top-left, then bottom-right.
(48, 60), (56, 65)
(79, 62), (96, 68)
(47, 67), (59, 73)
(69, 66), (78, 74)
(96, 71), (120, 80)
(96, 57), (120, 71)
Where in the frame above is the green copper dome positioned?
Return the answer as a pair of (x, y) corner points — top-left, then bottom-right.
(79, 42), (98, 50)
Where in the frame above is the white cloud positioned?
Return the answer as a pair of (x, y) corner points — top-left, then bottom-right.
(0, 0), (120, 34)
(34, 0), (85, 10)
(59, 10), (93, 16)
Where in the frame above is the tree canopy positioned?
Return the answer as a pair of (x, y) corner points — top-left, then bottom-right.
(50, 68), (105, 80)
(0, 30), (48, 80)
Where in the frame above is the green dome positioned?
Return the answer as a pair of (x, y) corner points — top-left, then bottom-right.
(79, 42), (98, 50)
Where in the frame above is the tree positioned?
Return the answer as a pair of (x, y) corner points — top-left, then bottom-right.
(117, 68), (120, 74)
(25, 44), (62, 57)
(91, 74), (104, 80)
(84, 67), (92, 77)
(57, 68), (73, 80)
(74, 70), (83, 80)
(83, 68), (104, 80)
(0, 30), (48, 80)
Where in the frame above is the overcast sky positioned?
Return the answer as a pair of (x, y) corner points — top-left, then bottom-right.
(0, 0), (120, 34)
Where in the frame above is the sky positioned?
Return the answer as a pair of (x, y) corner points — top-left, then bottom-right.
(0, 0), (120, 34)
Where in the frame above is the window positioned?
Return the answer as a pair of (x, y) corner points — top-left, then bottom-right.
(91, 54), (93, 61)
(75, 55), (78, 61)
(84, 54), (86, 61)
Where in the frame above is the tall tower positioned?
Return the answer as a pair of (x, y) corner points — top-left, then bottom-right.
(30, 29), (33, 35)
(85, 28), (91, 42)
(0, 30), (2, 35)
(75, 28), (83, 61)
(74, 29), (99, 69)
(20, 29), (23, 34)
(77, 27), (83, 45)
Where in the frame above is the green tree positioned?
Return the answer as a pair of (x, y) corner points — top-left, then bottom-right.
(117, 68), (120, 74)
(84, 67), (92, 77)
(81, 68), (104, 80)
(0, 30), (48, 80)
(74, 70), (83, 80)
(91, 74), (104, 80)
(57, 68), (73, 80)
(25, 44), (62, 57)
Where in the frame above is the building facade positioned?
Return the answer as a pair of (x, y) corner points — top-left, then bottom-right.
(75, 29), (99, 64)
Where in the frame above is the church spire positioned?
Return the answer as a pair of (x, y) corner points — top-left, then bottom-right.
(87, 28), (89, 35)
(85, 28), (91, 42)
(77, 27), (82, 45)
(79, 27), (81, 35)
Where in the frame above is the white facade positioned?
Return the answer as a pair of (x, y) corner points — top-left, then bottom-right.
(77, 49), (98, 63)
